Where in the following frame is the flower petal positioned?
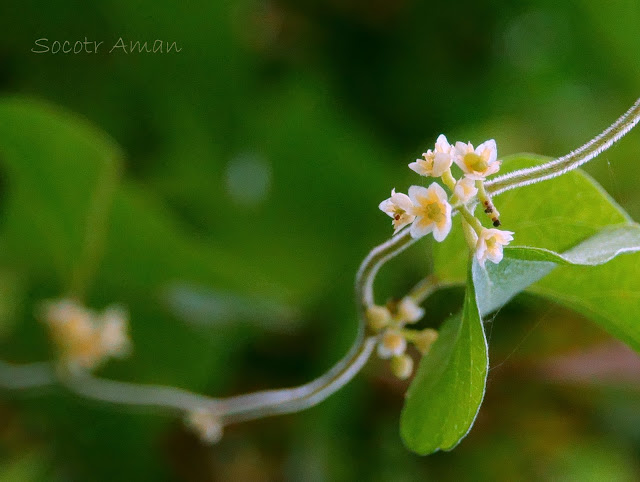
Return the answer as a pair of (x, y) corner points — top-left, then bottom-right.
(408, 185), (429, 205)
(391, 191), (413, 211)
(432, 152), (452, 177)
(475, 139), (497, 164)
(435, 134), (451, 153)
(410, 217), (434, 239)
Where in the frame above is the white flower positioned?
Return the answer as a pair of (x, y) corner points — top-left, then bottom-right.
(377, 330), (407, 359)
(408, 183), (452, 241)
(408, 134), (453, 178)
(185, 408), (223, 444)
(476, 228), (514, 266)
(395, 297), (424, 324)
(453, 139), (500, 180)
(379, 189), (416, 234)
(40, 299), (132, 372)
(99, 306), (132, 358)
(454, 177), (478, 203)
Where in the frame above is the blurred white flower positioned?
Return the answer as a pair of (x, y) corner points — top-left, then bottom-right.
(408, 183), (452, 241)
(395, 297), (424, 324)
(377, 330), (407, 359)
(99, 306), (132, 359)
(40, 299), (132, 373)
(185, 408), (223, 444)
(453, 139), (501, 180)
(409, 134), (453, 178)
(476, 228), (514, 266)
(379, 189), (416, 234)
(454, 177), (478, 203)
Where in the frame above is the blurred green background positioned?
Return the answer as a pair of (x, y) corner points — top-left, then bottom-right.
(1, 0), (640, 480)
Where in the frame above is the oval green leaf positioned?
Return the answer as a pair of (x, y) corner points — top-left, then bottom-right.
(400, 265), (488, 455)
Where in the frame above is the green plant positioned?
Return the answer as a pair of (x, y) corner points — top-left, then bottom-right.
(1, 96), (639, 454)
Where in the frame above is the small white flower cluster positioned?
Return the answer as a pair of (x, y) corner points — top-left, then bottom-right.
(185, 408), (223, 444)
(366, 298), (438, 380)
(40, 299), (132, 373)
(379, 135), (514, 267)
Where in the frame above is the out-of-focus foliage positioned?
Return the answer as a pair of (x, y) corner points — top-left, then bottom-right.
(1, 0), (640, 480)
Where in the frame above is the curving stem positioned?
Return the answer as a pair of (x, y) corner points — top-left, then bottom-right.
(0, 228), (419, 429)
(486, 97), (640, 197)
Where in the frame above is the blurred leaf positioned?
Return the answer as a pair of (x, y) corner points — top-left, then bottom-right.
(0, 270), (26, 339)
(0, 451), (50, 482)
(0, 96), (121, 293)
(163, 282), (301, 334)
(401, 265), (487, 455)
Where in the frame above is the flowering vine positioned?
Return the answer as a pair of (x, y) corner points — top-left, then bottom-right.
(376, 134), (514, 377)
(1, 97), (639, 446)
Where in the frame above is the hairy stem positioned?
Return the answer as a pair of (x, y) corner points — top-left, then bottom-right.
(486, 97), (640, 197)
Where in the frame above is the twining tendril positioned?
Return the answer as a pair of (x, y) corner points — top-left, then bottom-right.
(486, 97), (640, 197)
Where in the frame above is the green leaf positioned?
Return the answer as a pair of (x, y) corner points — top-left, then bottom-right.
(473, 223), (640, 316)
(0, 97), (122, 291)
(529, 253), (640, 352)
(400, 264), (487, 455)
(504, 224), (640, 265)
(434, 155), (640, 351)
(433, 154), (632, 283)
(472, 256), (556, 316)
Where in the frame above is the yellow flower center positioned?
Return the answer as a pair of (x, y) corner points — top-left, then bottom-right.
(426, 202), (445, 223)
(464, 152), (488, 172)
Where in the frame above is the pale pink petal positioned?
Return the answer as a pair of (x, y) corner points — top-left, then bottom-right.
(475, 139), (497, 164)
(435, 134), (451, 153)
(433, 215), (452, 242)
(427, 182), (448, 202)
(410, 217), (434, 239)
(378, 198), (395, 217)
(408, 160), (428, 176)
(408, 185), (429, 205)
(432, 152), (453, 177)
(390, 191), (413, 211)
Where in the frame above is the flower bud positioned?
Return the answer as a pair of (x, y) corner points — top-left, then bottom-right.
(185, 408), (223, 444)
(414, 328), (439, 355)
(395, 297), (424, 324)
(377, 330), (407, 359)
(366, 305), (391, 332)
(390, 354), (414, 380)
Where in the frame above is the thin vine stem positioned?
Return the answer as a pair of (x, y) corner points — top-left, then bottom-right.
(7, 97), (639, 433)
(0, 228), (419, 427)
(486, 97), (640, 197)
(0, 361), (55, 389)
